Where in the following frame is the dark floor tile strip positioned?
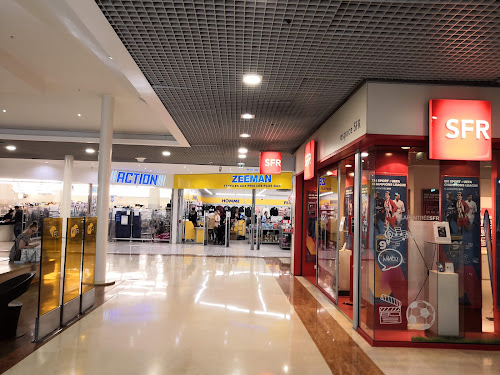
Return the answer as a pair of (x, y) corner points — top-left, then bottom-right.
(274, 275), (384, 375)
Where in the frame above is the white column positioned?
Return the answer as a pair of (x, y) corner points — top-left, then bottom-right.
(171, 189), (180, 244)
(149, 187), (161, 209)
(95, 95), (114, 284)
(61, 155), (74, 220)
(59, 155), (73, 304)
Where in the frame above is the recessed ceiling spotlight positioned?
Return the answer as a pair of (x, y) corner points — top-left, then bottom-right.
(238, 147), (248, 153)
(2, 109), (6, 113)
(401, 146), (411, 150)
(345, 164), (352, 168)
(109, 56), (113, 60)
(6, 145), (16, 151)
(77, 113), (82, 117)
(162, 151), (171, 156)
(238, 154), (247, 159)
(240, 133), (251, 138)
(361, 152), (369, 157)
(243, 74), (262, 85)
(85, 148), (95, 154)
(241, 113), (255, 120)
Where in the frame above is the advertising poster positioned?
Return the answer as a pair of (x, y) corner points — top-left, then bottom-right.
(344, 186), (354, 250)
(373, 175), (408, 330)
(422, 189), (440, 219)
(441, 177), (481, 314)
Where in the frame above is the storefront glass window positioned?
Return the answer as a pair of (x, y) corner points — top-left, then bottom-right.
(359, 145), (498, 344)
(317, 167), (339, 301)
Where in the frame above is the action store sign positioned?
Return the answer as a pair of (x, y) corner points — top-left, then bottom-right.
(429, 99), (491, 161)
(259, 152), (282, 175)
(304, 140), (315, 180)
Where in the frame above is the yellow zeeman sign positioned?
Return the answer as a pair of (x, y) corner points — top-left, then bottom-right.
(174, 172), (293, 190)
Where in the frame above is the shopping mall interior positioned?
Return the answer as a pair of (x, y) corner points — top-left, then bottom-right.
(1, 1), (500, 374)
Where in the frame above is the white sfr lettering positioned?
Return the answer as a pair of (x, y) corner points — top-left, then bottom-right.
(445, 119), (490, 140)
(265, 159), (281, 167)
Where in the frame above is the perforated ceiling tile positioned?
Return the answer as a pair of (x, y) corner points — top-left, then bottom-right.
(95, 0), (500, 166)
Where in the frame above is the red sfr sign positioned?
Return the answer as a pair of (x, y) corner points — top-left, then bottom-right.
(304, 140), (315, 180)
(259, 152), (282, 175)
(429, 99), (491, 161)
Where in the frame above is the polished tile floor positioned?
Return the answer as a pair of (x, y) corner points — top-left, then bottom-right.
(108, 240), (292, 258)
(5, 255), (330, 375)
(3, 252), (500, 374)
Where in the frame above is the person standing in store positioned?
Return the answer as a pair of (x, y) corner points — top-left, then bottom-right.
(262, 211), (269, 224)
(189, 207), (198, 227)
(1, 208), (14, 222)
(214, 210), (221, 228)
(9, 221), (39, 262)
(13, 206), (23, 240)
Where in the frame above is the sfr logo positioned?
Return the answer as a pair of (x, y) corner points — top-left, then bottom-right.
(445, 119), (490, 140)
(305, 153), (312, 168)
(429, 99), (491, 161)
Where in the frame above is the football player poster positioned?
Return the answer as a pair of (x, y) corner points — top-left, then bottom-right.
(441, 177), (481, 328)
(372, 175), (408, 330)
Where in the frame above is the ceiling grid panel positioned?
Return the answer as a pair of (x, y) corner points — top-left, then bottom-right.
(89, 0), (500, 166)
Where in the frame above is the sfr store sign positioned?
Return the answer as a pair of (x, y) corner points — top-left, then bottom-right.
(429, 99), (491, 161)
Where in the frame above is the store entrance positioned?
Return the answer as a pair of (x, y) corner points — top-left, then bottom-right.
(180, 187), (292, 253)
(317, 156), (356, 320)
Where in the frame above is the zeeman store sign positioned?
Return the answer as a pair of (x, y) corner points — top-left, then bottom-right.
(111, 170), (167, 187)
(174, 172), (293, 190)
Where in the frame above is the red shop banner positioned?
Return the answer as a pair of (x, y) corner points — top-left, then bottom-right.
(304, 140), (315, 180)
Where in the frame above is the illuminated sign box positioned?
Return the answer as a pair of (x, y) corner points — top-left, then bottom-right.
(174, 172), (293, 190)
(429, 99), (491, 161)
(110, 170), (167, 187)
(304, 140), (315, 180)
(259, 151), (282, 175)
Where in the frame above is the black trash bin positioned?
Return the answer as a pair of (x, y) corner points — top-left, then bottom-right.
(0, 272), (36, 339)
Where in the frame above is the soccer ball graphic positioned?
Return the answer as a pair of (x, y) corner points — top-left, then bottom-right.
(406, 300), (435, 330)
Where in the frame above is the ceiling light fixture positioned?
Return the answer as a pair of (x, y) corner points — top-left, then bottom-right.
(243, 74), (262, 85)
(162, 151), (171, 156)
(204, 188), (213, 195)
(240, 133), (250, 138)
(6, 145), (16, 151)
(241, 113), (255, 120)
(238, 154), (247, 159)
(326, 171), (333, 176)
(401, 146), (411, 150)
(345, 164), (352, 168)
(2, 109), (6, 113)
(109, 56), (113, 60)
(77, 113), (82, 117)
(238, 147), (248, 153)
(85, 148), (95, 154)
(361, 152), (369, 157)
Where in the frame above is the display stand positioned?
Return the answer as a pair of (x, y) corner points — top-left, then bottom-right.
(429, 270), (459, 337)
